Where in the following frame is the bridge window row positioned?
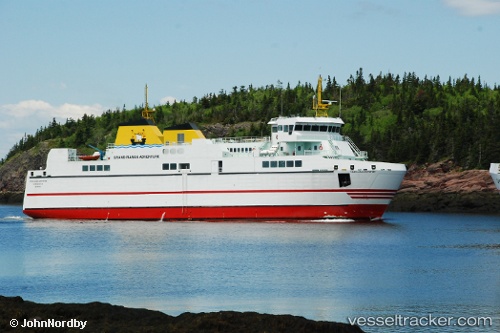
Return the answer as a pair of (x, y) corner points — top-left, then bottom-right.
(294, 124), (341, 133)
(272, 124), (341, 133)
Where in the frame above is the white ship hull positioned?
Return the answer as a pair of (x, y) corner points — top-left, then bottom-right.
(490, 163), (500, 191)
(23, 143), (405, 221)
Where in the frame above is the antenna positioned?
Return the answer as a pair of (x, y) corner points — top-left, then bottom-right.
(142, 84), (155, 122)
(339, 87), (342, 118)
(145, 84), (148, 111)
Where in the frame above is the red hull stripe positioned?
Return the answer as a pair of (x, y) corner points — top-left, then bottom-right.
(23, 204), (389, 221)
(348, 194), (396, 199)
(347, 191), (396, 200)
(349, 196), (395, 199)
(26, 189), (398, 197)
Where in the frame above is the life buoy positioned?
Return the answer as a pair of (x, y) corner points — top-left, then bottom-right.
(319, 145), (323, 150)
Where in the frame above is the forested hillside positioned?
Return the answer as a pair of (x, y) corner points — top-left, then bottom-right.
(3, 69), (500, 169)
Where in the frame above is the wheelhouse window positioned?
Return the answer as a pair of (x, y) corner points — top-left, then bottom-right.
(328, 125), (341, 133)
(179, 163), (190, 169)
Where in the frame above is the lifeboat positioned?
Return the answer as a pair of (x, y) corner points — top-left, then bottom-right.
(78, 152), (100, 161)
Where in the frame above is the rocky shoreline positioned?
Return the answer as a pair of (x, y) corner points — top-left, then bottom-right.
(0, 296), (363, 333)
(389, 161), (499, 214)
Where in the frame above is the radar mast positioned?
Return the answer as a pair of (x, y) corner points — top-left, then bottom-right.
(142, 84), (155, 122)
(313, 75), (337, 117)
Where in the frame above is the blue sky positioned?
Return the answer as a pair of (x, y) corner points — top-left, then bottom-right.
(1, 0), (499, 160)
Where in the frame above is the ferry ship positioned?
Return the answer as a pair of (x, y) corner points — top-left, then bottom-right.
(490, 163), (500, 191)
(23, 78), (407, 221)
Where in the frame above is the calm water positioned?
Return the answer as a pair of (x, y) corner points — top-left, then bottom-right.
(0, 204), (498, 332)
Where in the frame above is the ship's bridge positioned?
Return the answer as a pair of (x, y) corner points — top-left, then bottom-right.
(268, 116), (344, 144)
(265, 116), (367, 160)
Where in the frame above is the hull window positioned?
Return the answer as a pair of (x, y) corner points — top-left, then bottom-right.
(339, 173), (351, 187)
(162, 163), (177, 170)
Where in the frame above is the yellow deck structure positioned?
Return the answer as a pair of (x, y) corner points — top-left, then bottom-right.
(163, 123), (205, 144)
(114, 119), (164, 146)
(114, 84), (205, 146)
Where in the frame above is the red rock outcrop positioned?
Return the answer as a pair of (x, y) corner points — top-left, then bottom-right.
(400, 160), (497, 194)
(390, 160), (500, 213)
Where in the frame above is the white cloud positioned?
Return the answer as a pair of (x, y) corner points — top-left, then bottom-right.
(0, 100), (105, 159)
(443, 0), (500, 16)
(1, 100), (103, 119)
(55, 103), (104, 119)
(160, 96), (177, 105)
(3, 100), (53, 118)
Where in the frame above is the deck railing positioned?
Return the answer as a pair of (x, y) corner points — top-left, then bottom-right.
(211, 136), (270, 144)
